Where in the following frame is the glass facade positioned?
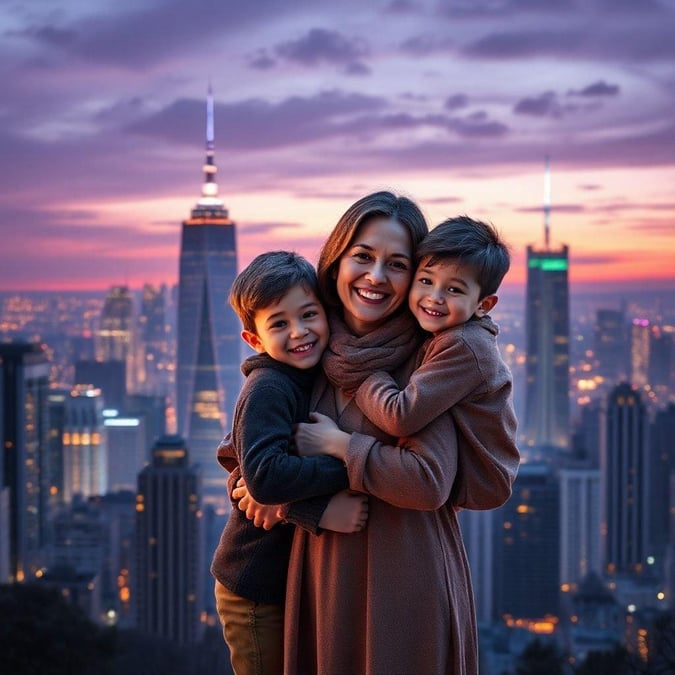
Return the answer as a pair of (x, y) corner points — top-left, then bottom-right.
(523, 245), (570, 453)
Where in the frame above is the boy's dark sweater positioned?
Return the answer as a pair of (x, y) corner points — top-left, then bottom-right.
(210, 353), (349, 605)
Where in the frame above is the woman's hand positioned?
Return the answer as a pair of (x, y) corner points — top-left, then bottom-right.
(232, 477), (285, 530)
(295, 412), (350, 462)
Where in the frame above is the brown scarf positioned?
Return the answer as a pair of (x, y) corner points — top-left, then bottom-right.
(322, 311), (423, 393)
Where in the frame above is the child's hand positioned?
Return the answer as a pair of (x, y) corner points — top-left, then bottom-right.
(319, 490), (369, 534)
(233, 478), (285, 530)
(295, 412), (350, 461)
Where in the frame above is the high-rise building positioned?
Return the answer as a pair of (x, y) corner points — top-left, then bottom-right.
(493, 463), (560, 620)
(75, 359), (126, 411)
(458, 509), (495, 624)
(46, 389), (69, 513)
(63, 386), (107, 503)
(523, 161), (570, 455)
(103, 413), (146, 492)
(594, 308), (627, 382)
(138, 283), (169, 395)
(0, 343), (51, 582)
(97, 285), (135, 394)
(176, 87), (241, 499)
(648, 325), (672, 390)
(629, 319), (651, 389)
(649, 403), (675, 562)
(559, 467), (602, 587)
(135, 435), (204, 643)
(601, 382), (649, 576)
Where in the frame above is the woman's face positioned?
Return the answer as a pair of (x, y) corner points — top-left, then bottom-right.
(335, 216), (414, 336)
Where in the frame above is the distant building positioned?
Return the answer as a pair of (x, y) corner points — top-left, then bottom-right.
(649, 403), (675, 562)
(176, 87), (241, 500)
(138, 283), (170, 396)
(459, 509), (495, 624)
(104, 413), (146, 492)
(0, 342), (51, 582)
(648, 325), (672, 390)
(522, 161), (570, 455)
(559, 467), (602, 587)
(63, 385), (107, 502)
(601, 383), (649, 576)
(565, 572), (622, 665)
(493, 462), (560, 620)
(135, 435), (204, 643)
(594, 308), (627, 383)
(75, 359), (126, 411)
(629, 319), (651, 389)
(97, 285), (136, 394)
(46, 389), (69, 514)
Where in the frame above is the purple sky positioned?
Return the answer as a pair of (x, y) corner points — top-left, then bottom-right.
(1, 0), (674, 290)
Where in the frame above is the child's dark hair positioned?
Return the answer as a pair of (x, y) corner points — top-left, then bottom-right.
(230, 251), (319, 333)
(417, 216), (511, 297)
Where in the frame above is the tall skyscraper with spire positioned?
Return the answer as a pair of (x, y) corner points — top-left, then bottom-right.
(176, 86), (240, 500)
(523, 158), (570, 455)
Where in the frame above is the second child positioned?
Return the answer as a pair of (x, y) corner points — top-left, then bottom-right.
(333, 216), (519, 508)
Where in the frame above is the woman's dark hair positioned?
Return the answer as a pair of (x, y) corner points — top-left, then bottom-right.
(317, 191), (428, 309)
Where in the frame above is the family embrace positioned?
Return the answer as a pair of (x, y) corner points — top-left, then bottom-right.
(210, 191), (520, 675)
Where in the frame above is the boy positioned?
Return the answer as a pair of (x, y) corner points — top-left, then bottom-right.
(350, 216), (519, 507)
(211, 251), (367, 675)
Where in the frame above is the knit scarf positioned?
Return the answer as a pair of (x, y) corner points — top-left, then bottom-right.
(322, 311), (423, 393)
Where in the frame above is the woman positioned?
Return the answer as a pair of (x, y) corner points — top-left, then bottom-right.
(283, 191), (518, 675)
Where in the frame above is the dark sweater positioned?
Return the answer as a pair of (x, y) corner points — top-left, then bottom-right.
(210, 353), (349, 605)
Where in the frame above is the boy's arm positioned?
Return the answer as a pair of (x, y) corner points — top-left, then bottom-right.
(238, 382), (350, 505)
(354, 332), (482, 436)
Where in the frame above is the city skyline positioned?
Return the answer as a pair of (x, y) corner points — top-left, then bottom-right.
(1, 1), (674, 292)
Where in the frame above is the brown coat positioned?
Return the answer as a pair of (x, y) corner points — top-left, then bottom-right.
(284, 341), (517, 674)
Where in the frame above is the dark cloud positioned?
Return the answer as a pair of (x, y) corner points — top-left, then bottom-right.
(12, 1), (314, 68)
(465, 30), (584, 59)
(385, 0), (422, 14)
(247, 51), (277, 70)
(464, 23), (675, 62)
(275, 28), (369, 70)
(444, 94), (469, 111)
(437, 0), (577, 19)
(571, 253), (626, 266)
(127, 90), (387, 149)
(513, 91), (589, 118)
(568, 80), (620, 97)
(578, 184), (603, 191)
(516, 204), (586, 214)
(13, 25), (78, 48)
(400, 34), (454, 56)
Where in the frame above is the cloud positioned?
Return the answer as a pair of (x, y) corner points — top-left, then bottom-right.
(568, 80), (620, 97)
(516, 204), (586, 214)
(127, 90), (387, 149)
(400, 34), (454, 56)
(273, 28), (370, 74)
(513, 91), (590, 118)
(444, 94), (469, 111)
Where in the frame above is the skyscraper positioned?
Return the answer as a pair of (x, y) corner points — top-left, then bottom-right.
(594, 308), (627, 382)
(493, 462), (560, 619)
(135, 435), (203, 643)
(176, 87), (240, 499)
(63, 385), (107, 502)
(0, 343), (50, 582)
(601, 382), (649, 576)
(523, 159), (570, 454)
(559, 467), (602, 587)
(97, 285), (135, 394)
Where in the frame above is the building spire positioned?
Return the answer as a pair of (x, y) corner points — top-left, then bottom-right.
(199, 82), (220, 203)
(544, 155), (551, 250)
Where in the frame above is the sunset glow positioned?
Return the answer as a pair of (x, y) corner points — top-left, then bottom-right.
(1, 1), (673, 292)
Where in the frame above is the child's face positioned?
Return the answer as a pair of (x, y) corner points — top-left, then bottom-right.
(242, 284), (329, 369)
(408, 257), (496, 335)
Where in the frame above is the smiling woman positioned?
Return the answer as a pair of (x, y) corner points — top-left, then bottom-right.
(278, 191), (519, 675)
